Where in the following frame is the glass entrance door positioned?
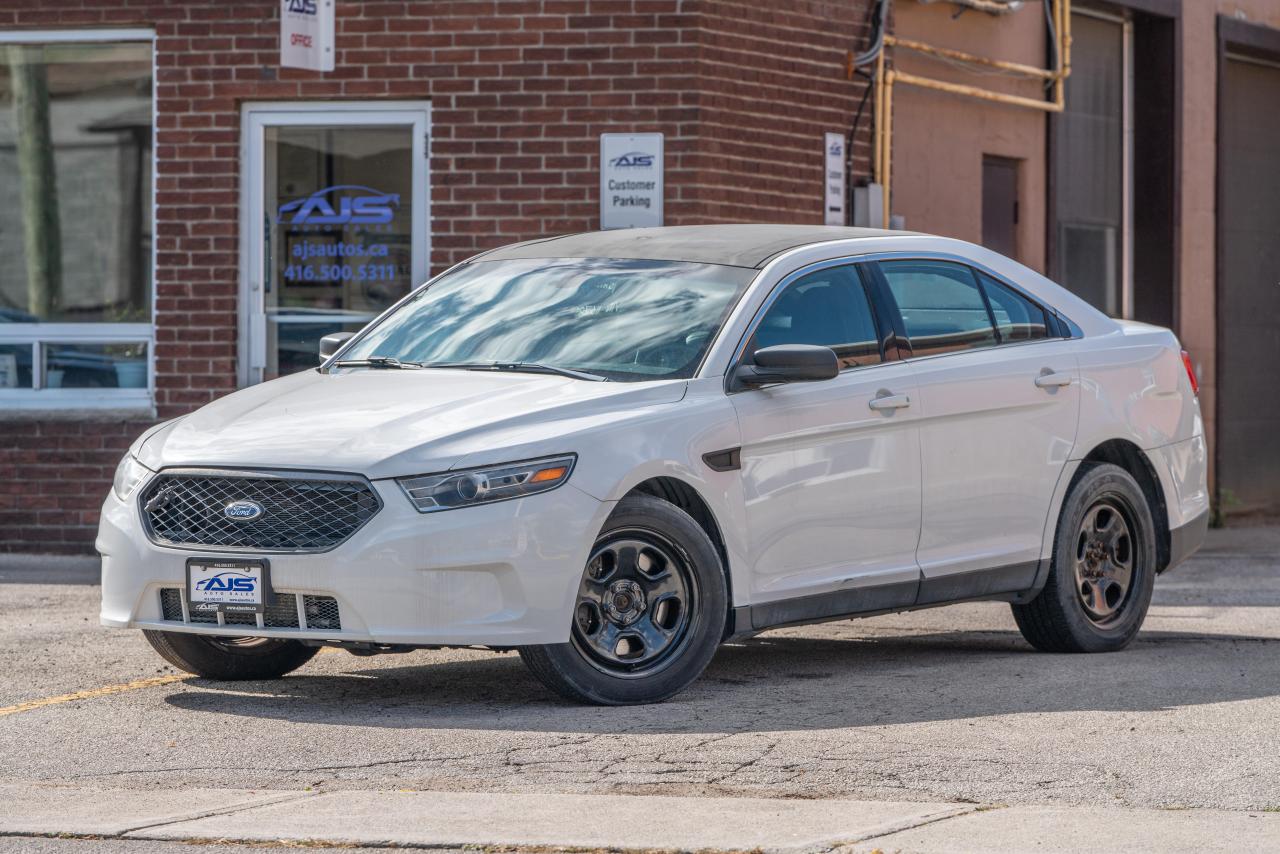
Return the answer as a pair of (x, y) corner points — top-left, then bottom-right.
(241, 103), (428, 384)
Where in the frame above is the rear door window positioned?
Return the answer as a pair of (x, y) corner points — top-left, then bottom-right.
(878, 260), (997, 357)
(750, 265), (883, 370)
(979, 272), (1050, 342)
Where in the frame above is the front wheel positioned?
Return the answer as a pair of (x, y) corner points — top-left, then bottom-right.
(143, 629), (319, 680)
(1012, 462), (1157, 653)
(520, 495), (727, 705)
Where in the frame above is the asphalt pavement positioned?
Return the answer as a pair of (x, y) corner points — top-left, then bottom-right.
(2, 526), (1278, 852)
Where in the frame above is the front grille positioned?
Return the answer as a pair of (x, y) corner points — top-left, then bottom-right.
(141, 470), (380, 552)
(159, 587), (340, 631)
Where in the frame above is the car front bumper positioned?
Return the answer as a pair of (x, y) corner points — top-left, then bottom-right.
(97, 478), (613, 646)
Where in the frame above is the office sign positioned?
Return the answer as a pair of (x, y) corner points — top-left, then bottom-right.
(600, 133), (664, 229)
(824, 132), (846, 226)
(281, 0), (335, 72)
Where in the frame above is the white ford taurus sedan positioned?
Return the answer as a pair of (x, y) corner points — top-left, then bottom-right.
(99, 225), (1209, 704)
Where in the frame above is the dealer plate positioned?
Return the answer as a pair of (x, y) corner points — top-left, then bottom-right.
(186, 558), (271, 614)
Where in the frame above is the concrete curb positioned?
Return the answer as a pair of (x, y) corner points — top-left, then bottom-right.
(3, 786), (971, 852)
(130, 790), (976, 852)
(4, 786), (1278, 853)
(840, 803), (1280, 854)
(0, 784), (312, 838)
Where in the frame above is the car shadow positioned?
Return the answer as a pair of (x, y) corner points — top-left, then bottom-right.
(164, 627), (1280, 733)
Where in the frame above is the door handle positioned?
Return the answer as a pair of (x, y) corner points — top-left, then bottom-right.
(1034, 370), (1073, 389)
(868, 392), (911, 411)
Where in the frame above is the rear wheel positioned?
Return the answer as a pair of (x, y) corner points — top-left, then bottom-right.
(519, 495), (727, 705)
(1012, 462), (1157, 653)
(143, 629), (318, 680)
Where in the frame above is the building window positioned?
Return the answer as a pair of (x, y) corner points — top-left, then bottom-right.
(1051, 9), (1131, 318)
(0, 31), (154, 407)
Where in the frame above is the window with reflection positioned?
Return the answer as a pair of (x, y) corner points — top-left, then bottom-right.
(749, 265), (882, 370)
(880, 260), (997, 357)
(0, 36), (153, 396)
(979, 272), (1049, 343)
(342, 258), (756, 382)
(0, 41), (151, 324)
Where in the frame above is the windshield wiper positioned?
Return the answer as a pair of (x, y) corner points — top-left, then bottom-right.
(422, 361), (608, 382)
(332, 356), (423, 370)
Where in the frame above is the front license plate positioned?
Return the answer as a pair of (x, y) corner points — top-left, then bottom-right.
(186, 558), (270, 614)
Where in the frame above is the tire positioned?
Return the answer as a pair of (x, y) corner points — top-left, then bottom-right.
(143, 629), (319, 680)
(519, 494), (728, 705)
(1012, 462), (1157, 653)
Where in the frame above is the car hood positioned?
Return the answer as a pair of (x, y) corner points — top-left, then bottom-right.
(137, 368), (688, 479)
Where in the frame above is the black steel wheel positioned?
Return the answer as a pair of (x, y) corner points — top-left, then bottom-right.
(572, 531), (700, 677)
(520, 494), (727, 704)
(1072, 498), (1137, 625)
(1012, 462), (1157, 653)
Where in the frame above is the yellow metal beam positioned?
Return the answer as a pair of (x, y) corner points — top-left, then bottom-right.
(885, 35), (1057, 80)
(891, 69), (1066, 113)
(874, 43), (886, 185)
(874, 0), (1073, 229)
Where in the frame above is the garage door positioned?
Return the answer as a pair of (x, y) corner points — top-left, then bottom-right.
(1219, 56), (1280, 514)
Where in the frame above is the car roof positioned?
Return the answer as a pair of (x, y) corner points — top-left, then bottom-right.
(471, 224), (918, 269)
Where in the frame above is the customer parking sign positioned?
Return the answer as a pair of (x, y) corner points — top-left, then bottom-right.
(600, 133), (664, 230)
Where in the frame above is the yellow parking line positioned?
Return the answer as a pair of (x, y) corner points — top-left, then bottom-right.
(1, 646), (344, 718)
(0, 674), (187, 718)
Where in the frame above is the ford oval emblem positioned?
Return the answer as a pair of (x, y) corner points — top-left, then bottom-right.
(224, 500), (264, 521)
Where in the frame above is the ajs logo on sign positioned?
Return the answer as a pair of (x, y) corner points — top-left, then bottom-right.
(609, 151), (655, 169)
(286, 0), (317, 13)
(194, 571), (258, 593)
(277, 184), (400, 226)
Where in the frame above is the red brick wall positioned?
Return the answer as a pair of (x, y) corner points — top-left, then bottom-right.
(0, 420), (152, 554)
(692, 0), (876, 221)
(0, 0), (873, 553)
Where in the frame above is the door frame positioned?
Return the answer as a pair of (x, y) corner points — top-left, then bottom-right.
(237, 100), (431, 387)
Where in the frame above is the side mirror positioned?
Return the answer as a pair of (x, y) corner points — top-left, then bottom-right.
(319, 331), (356, 360)
(730, 344), (839, 391)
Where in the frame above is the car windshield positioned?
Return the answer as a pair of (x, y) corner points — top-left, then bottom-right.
(338, 258), (757, 382)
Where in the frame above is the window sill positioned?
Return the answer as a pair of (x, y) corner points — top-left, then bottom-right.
(0, 391), (155, 421)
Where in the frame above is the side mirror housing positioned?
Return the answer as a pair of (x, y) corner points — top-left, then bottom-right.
(730, 344), (839, 391)
(319, 331), (356, 360)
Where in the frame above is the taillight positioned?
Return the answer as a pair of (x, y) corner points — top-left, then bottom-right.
(1181, 349), (1199, 396)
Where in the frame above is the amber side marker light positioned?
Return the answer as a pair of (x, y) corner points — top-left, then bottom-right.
(1181, 349), (1199, 396)
(531, 466), (569, 483)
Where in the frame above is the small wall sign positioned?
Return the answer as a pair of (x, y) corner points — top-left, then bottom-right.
(281, 0), (335, 72)
(824, 132), (846, 226)
(600, 133), (664, 230)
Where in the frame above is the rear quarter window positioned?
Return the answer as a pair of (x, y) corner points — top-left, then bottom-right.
(979, 272), (1050, 342)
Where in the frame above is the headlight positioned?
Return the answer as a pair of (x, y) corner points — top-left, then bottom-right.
(397, 454), (576, 513)
(112, 454), (152, 500)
